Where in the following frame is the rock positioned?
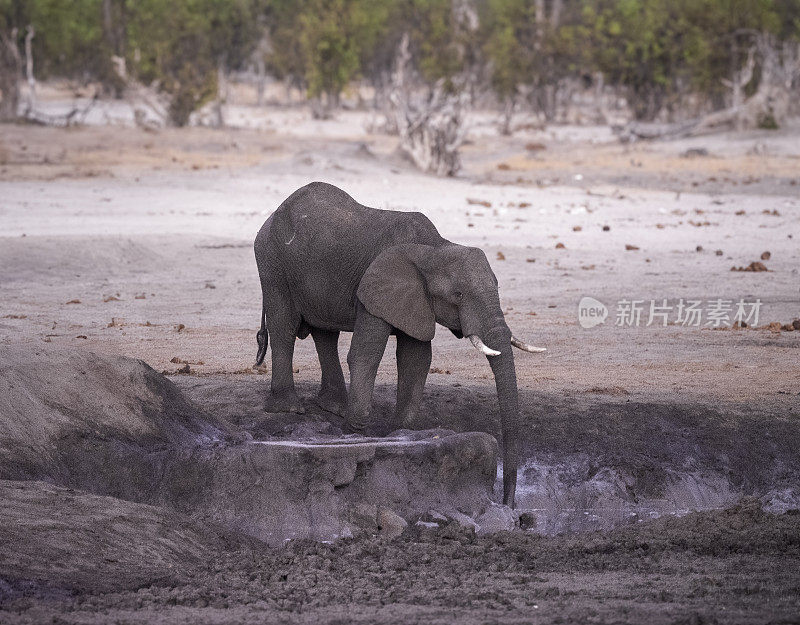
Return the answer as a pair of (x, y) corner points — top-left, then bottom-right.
(518, 511), (538, 530)
(350, 503), (378, 532)
(767, 322), (782, 332)
(625, 244), (640, 251)
(555, 242), (565, 249)
(696, 245), (704, 252)
(761, 251), (771, 260)
(443, 510), (479, 532)
(781, 324), (794, 332)
(602, 225), (610, 231)
(793, 319), (800, 330)
(377, 507), (408, 538)
(476, 504), (517, 535)
(715, 249), (723, 256)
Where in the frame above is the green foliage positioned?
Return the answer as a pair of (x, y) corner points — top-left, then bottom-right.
(2, 0), (800, 122)
(298, 0), (388, 99)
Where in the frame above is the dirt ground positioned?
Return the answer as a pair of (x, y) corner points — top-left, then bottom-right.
(3, 499), (799, 624)
(1, 102), (799, 623)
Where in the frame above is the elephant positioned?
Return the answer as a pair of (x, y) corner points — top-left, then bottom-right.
(253, 182), (545, 507)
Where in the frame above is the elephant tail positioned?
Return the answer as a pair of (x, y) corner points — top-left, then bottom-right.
(255, 296), (268, 366)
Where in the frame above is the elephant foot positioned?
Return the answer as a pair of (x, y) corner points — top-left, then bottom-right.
(314, 388), (347, 417)
(264, 390), (305, 414)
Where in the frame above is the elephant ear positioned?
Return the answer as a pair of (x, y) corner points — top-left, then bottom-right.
(357, 245), (435, 342)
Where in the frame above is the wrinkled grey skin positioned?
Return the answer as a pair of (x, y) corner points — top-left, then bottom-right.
(254, 182), (522, 507)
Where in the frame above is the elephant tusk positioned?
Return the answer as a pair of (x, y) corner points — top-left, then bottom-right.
(469, 335), (501, 357)
(511, 336), (547, 353)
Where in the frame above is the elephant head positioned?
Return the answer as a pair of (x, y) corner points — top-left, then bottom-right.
(357, 243), (545, 508)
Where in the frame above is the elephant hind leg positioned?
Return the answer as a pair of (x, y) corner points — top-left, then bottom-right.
(262, 283), (304, 414)
(311, 327), (347, 417)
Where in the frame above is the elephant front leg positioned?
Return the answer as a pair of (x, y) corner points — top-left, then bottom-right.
(346, 304), (391, 433)
(311, 328), (347, 417)
(394, 332), (432, 430)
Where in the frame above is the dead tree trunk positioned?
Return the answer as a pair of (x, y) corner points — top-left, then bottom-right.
(111, 55), (170, 129)
(23, 25), (35, 115)
(388, 33), (468, 176)
(616, 32), (800, 141)
(0, 27), (21, 121)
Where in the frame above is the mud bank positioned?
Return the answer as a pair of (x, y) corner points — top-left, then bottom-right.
(0, 346), (500, 545)
(176, 375), (800, 535)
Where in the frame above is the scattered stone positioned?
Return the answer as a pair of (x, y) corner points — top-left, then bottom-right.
(176, 323), (186, 332)
(572, 225), (582, 232)
(134, 293), (146, 299)
(2, 314), (27, 319)
(761, 251), (771, 260)
(731, 262), (768, 272)
(177, 363), (191, 374)
(107, 317), (124, 327)
(65, 299), (81, 305)
(377, 507), (408, 538)
(525, 142), (546, 152)
(429, 367), (451, 375)
(793, 319), (800, 330)
(715, 250), (723, 256)
(103, 295), (120, 303)
(497, 163), (511, 170)
(735, 210), (746, 215)
(696, 245), (704, 252)
(467, 198), (492, 207)
(602, 225), (610, 231)
(625, 244), (640, 251)
(580, 264), (596, 270)
(76, 335), (87, 340)
(767, 322), (782, 332)
(496, 251), (506, 260)
(680, 147), (709, 158)
(782, 324), (795, 332)
(762, 209), (780, 216)
(555, 242), (565, 249)
(476, 505), (516, 535)
(204, 282), (216, 289)
(526, 258), (536, 263)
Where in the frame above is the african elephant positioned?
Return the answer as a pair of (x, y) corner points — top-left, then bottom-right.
(253, 182), (545, 507)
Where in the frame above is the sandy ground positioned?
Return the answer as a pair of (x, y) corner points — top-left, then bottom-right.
(1, 102), (799, 623)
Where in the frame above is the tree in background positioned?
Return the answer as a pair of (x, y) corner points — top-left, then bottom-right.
(1, 0), (799, 129)
(127, 0), (261, 125)
(298, 0), (389, 117)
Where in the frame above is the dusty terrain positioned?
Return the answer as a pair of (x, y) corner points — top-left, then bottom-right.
(1, 101), (799, 623)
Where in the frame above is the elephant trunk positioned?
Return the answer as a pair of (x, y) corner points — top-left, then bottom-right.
(483, 322), (520, 508)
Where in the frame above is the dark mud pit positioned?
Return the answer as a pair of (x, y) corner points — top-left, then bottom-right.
(176, 375), (800, 533)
